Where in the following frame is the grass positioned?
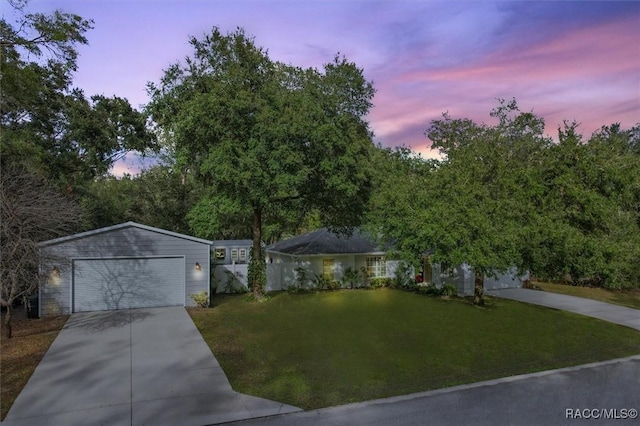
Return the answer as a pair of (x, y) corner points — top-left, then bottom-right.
(533, 281), (640, 310)
(0, 308), (68, 420)
(189, 289), (640, 410)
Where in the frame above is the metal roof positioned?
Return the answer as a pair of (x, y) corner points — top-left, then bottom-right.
(265, 228), (389, 256)
(38, 221), (214, 247)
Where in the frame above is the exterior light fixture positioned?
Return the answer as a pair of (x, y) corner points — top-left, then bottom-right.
(195, 262), (202, 271)
(52, 266), (60, 278)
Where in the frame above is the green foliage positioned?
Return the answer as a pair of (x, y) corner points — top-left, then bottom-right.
(247, 245), (266, 296)
(286, 267), (312, 294)
(341, 266), (361, 289)
(369, 277), (395, 288)
(147, 27), (375, 297)
(326, 280), (341, 291)
(367, 99), (640, 298)
(439, 284), (458, 297)
(393, 261), (415, 289)
(312, 272), (331, 291)
(189, 291), (209, 308)
(359, 266), (370, 288)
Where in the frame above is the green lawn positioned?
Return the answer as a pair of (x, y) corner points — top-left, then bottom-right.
(189, 289), (640, 409)
(534, 281), (640, 310)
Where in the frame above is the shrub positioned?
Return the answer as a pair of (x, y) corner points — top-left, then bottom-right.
(190, 291), (209, 308)
(360, 266), (370, 288)
(326, 280), (341, 291)
(294, 267), (311, 290)
(370, 277), (394, 288)
(313, 272), (330, 290)
(342, 266), (361, 289)
(439, 284), (458, 297)
(394, 261), (415, 289)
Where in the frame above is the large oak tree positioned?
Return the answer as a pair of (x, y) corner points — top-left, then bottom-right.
(147, 27), (375, 298)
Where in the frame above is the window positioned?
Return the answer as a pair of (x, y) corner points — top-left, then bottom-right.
(231, 249), (238, 262)
(214, 248), (226, 260)
(239, 248), (247, 262)
(323, 259), (335, 280)
(366, 256), (387, 278)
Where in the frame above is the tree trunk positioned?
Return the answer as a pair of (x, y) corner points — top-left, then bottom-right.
(473, 269), (485, 306)
(2, 305), (13, 339)
(250, 207), (265, 299)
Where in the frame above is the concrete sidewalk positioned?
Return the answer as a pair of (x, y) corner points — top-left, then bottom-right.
(487, 288), (640, 331)
(3, 307), (300, 426)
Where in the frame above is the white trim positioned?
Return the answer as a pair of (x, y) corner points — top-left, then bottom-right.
(39, 221), (213, 247)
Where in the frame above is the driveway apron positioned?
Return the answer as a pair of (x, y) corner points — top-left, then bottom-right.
(3, 307), (300, 426)
(487, 288), (640, 331)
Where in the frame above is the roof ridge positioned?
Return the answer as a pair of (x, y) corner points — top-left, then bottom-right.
(299, 227), (328, 254)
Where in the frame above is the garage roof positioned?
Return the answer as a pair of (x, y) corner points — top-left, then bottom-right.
(38, 221), (213, 247)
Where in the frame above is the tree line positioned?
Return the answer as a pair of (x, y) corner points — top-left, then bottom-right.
(367, 100), (640, 304)
(2, 1), (638, 336)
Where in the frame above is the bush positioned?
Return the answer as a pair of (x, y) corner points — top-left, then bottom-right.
(190, 291), (209, 308)
(415, 283), (457, 297)
(370, 277), (395, 288)
(342, 266), (361, 289)
(313, 272), (330, 290)
(326, 280), (341, 291)
(294, 267), (311, 290)
(439, 284), (458, 297)
(394, 261), (415, 289)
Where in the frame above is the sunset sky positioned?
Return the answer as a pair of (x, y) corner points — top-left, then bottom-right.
(20, 1), (640, 174)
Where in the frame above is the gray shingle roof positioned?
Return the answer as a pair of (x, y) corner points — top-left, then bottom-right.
(265, 228), (388, 256)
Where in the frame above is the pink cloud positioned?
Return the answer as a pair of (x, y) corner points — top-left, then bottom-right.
(371, 14), (638, 152)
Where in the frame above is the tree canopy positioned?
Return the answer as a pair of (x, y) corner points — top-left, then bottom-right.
(367, 100), (640, 304)
(147, 27), (375, 297)
(1, 0), (155, 189)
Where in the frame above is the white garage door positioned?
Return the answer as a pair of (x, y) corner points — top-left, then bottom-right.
(73, 257), (185, 312)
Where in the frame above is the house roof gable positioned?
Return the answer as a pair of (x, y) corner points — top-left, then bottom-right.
(38, 221), (213, 247)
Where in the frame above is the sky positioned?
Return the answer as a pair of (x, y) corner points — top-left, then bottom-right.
(17, 0), (640, 175)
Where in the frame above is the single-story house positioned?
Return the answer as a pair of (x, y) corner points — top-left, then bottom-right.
(264, 228), (526, 294)
(265, 228), (398, 290)
(38, 222), (211, 316)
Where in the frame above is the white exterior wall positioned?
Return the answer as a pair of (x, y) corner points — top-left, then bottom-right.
(265, 252), (396, 291)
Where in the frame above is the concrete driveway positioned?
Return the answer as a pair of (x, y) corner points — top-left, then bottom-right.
(487, 288), (640, 331)
(3, 307), (300, 426)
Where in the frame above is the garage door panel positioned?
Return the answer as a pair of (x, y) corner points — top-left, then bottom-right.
(74, 258), (184, 312)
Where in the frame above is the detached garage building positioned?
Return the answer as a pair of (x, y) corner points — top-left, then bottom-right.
(38, 222), (211, 317)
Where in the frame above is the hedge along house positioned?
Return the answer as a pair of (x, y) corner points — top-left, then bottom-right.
(38, 222), (212, 316)
(265, 228), (398, 290)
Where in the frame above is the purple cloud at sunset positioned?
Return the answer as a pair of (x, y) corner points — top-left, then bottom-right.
(16, 1), (640, 174)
